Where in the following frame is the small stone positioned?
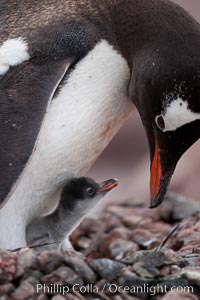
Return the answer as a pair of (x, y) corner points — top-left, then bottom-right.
(132, 262), (159, 279)
(159, 266), (170, 277)
(65, 295), (77, 300)
(109, 227), (131, 240)
(76, 236), (91, 250)
(170, 265), (181, 274)
(112, 296), (123, 300)
(177, 228), (196, 240)
(11, 279), (36, 300)
(79, 218), (103, 233)
(16, 249), (38, 277)
(121, 249), (186, 268)
(89, 258), (125, 281)
(26, 269), (43, 280)
(55, 266), (84, 286)
(131, 228), (158, 248)
(24, 276), (42, 292)
(86, 228), (131, 259)
(0, 296), (10, 300)
(95, 279), (108, 290)
(51, 296), (66, 300)
(162, 291), (198, 300)
(117, 270), (144, 287)
(183, 270), (200, 285)
(179, 242), (200, 256)
(37, 251), (65, 273)
(147, 221), (171, 235)
(41, 266), (83, 287)
(63, 253), (97, 283)
(36, 295), (49, 300)
(0, 283), (15, 296)
(119, 247), (142, 264)
(0, 251), (17, 283)
(122, 215), (143, 228)
(66, 294), (85, 300)
(116, 294), (140, 300)
(62, 248), (84, 259)
(109, 239), (139, 260)
(71, 218), (103, 247)
(87, 232), (115, 258)
(102, 214), (123, 231)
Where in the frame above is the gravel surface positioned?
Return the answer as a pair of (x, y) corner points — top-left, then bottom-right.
(0, 193), (200, 299)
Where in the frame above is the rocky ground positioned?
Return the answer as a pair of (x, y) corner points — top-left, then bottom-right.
(0, 194), (200, 299)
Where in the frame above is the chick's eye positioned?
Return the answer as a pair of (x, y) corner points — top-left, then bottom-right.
(86, 187), (94, 196)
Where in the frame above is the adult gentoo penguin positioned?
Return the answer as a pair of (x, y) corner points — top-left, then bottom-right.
(26, 177), (118, 251)
(1, 0), (200, 249)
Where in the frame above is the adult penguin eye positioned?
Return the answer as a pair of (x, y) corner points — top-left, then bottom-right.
(86, 187), (94, 196)
(155, 115), (165, 131)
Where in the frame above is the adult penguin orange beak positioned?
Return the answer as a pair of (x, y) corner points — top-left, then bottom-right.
(149, 134), (174, 208)
(148, 118), (200, 208)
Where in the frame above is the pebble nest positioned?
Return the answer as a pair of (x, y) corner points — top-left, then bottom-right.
(1, 194), (200, 300)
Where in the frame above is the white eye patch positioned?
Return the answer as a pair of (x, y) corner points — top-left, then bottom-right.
(0, 38), (30, 76)
(155, 97), (200, 132)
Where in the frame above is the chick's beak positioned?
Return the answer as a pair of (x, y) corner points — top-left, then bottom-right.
(98, 178), (118, 193)
(150, 137), (174, 208)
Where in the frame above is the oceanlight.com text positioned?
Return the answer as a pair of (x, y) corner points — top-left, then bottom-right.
(36, 283), (194, 296)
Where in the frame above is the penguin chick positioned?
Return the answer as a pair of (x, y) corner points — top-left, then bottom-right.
(26, 177), (118, 251)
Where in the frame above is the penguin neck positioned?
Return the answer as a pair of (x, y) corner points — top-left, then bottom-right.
(40, 197), (88, 240)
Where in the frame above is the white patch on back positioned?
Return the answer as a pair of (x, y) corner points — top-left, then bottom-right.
(0, 39), (134, 249)
(0, 38), (30, 75)
(156, 97), (200, 132)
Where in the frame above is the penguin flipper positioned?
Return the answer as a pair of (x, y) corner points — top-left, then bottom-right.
(0, 59), (72, 207)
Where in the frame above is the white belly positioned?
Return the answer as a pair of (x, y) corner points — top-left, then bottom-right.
(0, 39), (134, 248)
